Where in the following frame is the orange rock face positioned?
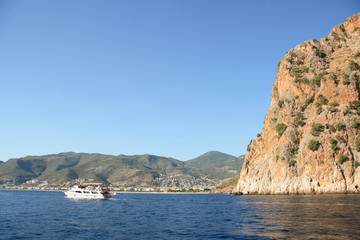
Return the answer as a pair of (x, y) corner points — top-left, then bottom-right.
(235, 13), (360, 194)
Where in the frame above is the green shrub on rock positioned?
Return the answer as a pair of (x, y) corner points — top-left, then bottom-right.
(276, 123), (287, 136)
(356, 138), (360, 151)
(301, 96), (314, 112)
(330, 138), (340, 153)
(247, 140), (253, 152)
(295, 60), (304, 65)
(354, 161), (360, 168)
(316, 107), (323, 115)
(289, 138), (300, 155)
(311, 75), (322, 87)
(328, 124), (336, 133)
(350, 100), (360, 109)
(338, 154), (348, 164)
(278, 100), (284, 108)
(289, 160), (297, 167)
(293, 112), (306, 127)
(336, 123), (346, 131)
(349, 100), (360, 115)
(351, 121), (360, 129)
(349, 60), (359, 70)
(300, 78), (310, 84)
(315, 95), (328, 107)
(311, 123), (324, 136)
(328, 102), (340, 112)
(308, 139), (320, 151)
(343, 74), (351, 85)
(316, 50), (326, 58)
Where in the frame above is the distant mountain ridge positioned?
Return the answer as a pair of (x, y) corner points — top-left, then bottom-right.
(0, 151), (244, 189)
(186, 151), (244, 181)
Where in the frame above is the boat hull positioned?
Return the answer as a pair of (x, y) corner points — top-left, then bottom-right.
(64, 192), (111, 199)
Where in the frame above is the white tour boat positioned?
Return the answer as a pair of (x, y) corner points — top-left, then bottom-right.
(64, 184), (114, 199)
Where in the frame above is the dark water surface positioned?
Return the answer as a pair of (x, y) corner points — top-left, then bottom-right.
(1, 190), (359, 239)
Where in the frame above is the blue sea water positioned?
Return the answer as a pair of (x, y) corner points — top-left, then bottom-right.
(1, 190), (360, 239)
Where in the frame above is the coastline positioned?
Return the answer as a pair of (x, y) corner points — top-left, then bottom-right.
(0, 188), (214, 194)
(3, 188), (360, 195)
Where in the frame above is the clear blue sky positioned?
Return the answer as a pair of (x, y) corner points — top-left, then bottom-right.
(0, 1), (359, 161)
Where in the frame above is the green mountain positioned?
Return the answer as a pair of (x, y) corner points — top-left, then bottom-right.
(186, 151), (244, 181)
(0, 151), (244, 188)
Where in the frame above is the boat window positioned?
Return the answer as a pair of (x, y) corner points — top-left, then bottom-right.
(92, 192), (98, 194)
(84, 191), (90, 194)
(76, 191), (82, 193)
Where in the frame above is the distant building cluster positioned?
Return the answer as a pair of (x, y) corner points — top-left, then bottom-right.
(0, 175), (218, 192)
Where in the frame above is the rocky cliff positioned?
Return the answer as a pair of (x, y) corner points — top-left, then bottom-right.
(235, 13), (360, 194)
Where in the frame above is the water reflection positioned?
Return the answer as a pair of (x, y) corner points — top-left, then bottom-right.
(241, 194), (360, 239)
